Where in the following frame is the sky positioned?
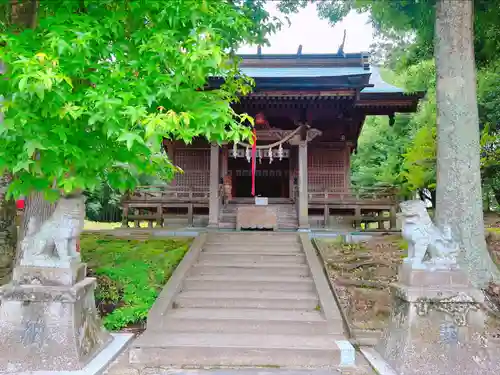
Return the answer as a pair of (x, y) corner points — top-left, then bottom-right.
(237, 2), (374, 54)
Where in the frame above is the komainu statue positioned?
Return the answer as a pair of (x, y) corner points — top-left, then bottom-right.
(398, 200), (459, 269)
(20, 195), (85, 267)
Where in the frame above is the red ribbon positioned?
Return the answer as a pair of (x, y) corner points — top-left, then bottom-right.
(16, 199), (25, 210)
(251, 128), (257, 196)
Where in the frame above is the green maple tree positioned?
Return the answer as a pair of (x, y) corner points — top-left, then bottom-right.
(0, 0), (279, 200)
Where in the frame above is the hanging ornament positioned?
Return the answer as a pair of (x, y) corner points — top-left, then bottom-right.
(258, 149), (262, 164)
(255, 112), (267, 127)
(268, 147), (273, 164)
(278, 143), (284, 161)
(233, 143), (237, 158)
(246, 146), (251, 163)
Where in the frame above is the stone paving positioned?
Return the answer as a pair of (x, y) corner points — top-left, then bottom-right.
(104, 347), (377, 375)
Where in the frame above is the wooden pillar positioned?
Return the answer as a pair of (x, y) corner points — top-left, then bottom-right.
(221, 145), (228, 178)
(208, 143), (220, 228)
(187, 204), (194, 226)
(354, 206), (361, 230)
(121, 204), (129, 228)
(298, 140), (309, 229)
(390, 206), (397, 230)
(156, 204), (162, 227)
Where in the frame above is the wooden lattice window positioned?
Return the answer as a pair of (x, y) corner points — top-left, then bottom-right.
(173, 149), (210, 189)
(308, 149), (346, 192)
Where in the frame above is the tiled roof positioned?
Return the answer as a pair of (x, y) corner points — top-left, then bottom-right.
(239, 66), (369, 78)
(363, 67), (404, 94)
(238, 65), (405, 94)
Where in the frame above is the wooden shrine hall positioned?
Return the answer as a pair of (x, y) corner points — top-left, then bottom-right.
(122, 51), (424, 231)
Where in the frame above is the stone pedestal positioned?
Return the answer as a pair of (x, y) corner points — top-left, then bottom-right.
(236, 206), (277, 230)
(0, 262), (111, 372)
(376, 261), (499, 375)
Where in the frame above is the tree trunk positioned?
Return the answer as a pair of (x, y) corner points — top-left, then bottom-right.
(435, 0), (500, 286)
(0, 49), (16, 284)
(0, 175), (16, 285)
(7, 0), (55, 264)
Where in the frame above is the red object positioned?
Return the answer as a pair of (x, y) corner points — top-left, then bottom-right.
(251, 128), (257, 196)
(76, 238), (80, 253)
(255, 112), (267, 126)
(16, 199), (25, 210)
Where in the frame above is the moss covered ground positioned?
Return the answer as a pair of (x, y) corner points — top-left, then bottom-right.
(80, 233), (192, 331)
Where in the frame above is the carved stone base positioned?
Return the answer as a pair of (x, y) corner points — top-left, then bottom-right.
(376, 268), (500, 374)
(0, 272), (111, 372)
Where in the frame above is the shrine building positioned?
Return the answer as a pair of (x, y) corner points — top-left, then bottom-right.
(122, 51), (424, 231)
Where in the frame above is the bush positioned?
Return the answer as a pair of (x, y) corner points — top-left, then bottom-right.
(80, 234), (192, 330)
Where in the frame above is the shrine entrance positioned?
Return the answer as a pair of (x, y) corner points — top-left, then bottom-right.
(226, 145), (292, 199)
(228, 156), (290, 198)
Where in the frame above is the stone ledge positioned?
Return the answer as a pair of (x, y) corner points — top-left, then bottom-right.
(13, 263), (87, 287)
(0, 277), (96, 303)
(390, 282), (485, 303)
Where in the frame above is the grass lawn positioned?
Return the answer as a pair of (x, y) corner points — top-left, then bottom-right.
(84, 220), (153, 230)
(84, 220), (122, 230)
(80, 233), (192, 331)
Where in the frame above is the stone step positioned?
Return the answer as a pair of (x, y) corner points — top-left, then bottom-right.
(209, 232), (298, 239)
(220, 212), (298, 218)
(157, 316), (333, 335)
(190, 262), (310, 277)
(208, 234), (299, 243)
(206, 238), (300, 245)
(202, 244), (302, 253)
(217, 225), (299, 230)
(183, 275), (314, 292)
(164, 306), (327, 322)
(218, 223), (236, 229)
(198, 252), (306, 264)
(174, 290), (319, 310)
(129, 332), (345, 367)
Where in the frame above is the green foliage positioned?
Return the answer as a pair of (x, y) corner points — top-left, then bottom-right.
(353, 57), (499, 208)
(352, 60), (438, 201)
(296, 0), (500, 72)
(287, 0), (499, 207)
(0, 0), (279, 200)
(351, 115), (410, 190)
(85, 181), (122, 222)
(402, 125), (436, 193)
(80, 233), (192, 330)
(476, 62), (500, 207)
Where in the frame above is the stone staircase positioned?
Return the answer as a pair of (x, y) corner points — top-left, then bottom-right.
(219, 203), (298, 230)
(129, 232), (354, 369)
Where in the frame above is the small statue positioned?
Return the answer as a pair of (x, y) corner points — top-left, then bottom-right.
(20, 195), (85, 267)
(398, 200), (459, 270)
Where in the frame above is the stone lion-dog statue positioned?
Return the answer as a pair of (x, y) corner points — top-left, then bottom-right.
(398, 200), (459, 269)
(20, 195), (85, 267)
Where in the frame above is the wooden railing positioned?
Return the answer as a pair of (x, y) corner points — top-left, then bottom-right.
(307, 185), (399, 231)
(308, 185), (398, 205)
(121, 185), (210, 228)
(120, 184), (399, 231)
(123, 185), (210, 205)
